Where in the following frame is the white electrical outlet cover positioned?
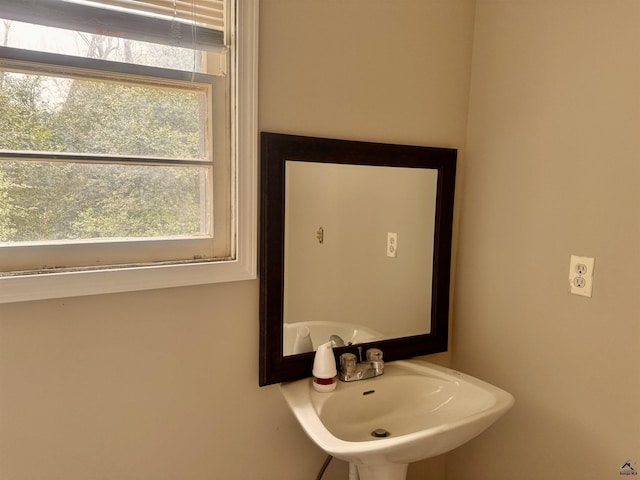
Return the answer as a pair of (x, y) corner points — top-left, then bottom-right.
(568, 255), (595, 297)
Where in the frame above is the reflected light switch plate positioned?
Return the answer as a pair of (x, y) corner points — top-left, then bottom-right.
(387, 232), (397, 258)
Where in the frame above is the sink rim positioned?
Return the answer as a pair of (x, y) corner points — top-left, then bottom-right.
(280, 359), (514, 464)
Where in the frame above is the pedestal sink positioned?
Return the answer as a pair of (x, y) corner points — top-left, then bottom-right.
(280, 359), (514, 480)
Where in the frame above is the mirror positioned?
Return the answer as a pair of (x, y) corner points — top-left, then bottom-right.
(259, 133), (456, 385)
(284, 162), (439, 352)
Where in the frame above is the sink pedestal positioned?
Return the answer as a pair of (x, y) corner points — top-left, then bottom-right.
(353, 463), (408, 480)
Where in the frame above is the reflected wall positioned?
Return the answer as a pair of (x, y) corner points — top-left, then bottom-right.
(284, 162), (438, 349)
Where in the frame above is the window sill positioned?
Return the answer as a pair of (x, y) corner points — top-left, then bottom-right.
(0, 255), (256, 304)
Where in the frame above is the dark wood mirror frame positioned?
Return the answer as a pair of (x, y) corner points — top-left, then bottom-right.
(259, 132), (457, 386)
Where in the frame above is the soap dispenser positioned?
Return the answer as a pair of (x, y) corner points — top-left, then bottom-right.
(312, 341), (337, 392)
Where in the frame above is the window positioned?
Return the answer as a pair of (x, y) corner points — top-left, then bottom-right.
(0, 0), (258, 302)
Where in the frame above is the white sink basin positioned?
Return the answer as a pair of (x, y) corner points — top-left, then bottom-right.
(280, 359), (514, 480)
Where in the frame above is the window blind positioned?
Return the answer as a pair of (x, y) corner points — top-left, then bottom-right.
(1, 0), (225, 51)
(94, 1), (224, 30)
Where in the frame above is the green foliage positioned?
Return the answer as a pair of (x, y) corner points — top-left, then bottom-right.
(0, 74), (56, 151)
(52, 80), (202, 158)
(0, 168), (16, 241)
(0, 69), (207, 242)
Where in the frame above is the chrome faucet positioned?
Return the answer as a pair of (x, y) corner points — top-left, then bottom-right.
(339, 348), (384, 382)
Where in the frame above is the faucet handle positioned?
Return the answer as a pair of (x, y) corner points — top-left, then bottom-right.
(340, 353), (357, 374)
(366, 348), (383, 362)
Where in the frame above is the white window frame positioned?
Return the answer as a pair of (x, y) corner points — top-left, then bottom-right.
(0, 0), (258, 304)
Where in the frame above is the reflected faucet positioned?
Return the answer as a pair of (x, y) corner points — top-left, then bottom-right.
(330, 334), (347, 348)
(339, 348), (384, 382)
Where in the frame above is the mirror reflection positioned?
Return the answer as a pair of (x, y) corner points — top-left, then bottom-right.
(283, 162), (439, 355)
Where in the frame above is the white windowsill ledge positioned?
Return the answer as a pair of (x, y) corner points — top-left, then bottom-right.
(0, 255), (257, 304)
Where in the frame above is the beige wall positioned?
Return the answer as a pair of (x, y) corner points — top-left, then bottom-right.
(450, 1), (640, 479)
(0, 1), (475, 480)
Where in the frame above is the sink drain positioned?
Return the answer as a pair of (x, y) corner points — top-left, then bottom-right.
(371, 428), (391, 438)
